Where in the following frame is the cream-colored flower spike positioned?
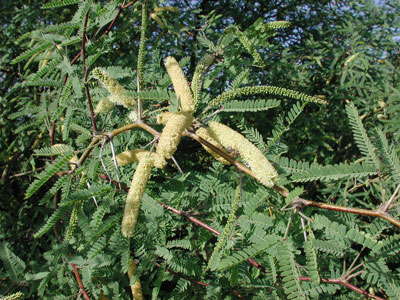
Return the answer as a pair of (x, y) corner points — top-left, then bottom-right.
(128, 259), (144, 300)
(116, 149), (166, 169)
(164, 56), (195, 113)
(208, 121), (279, 187)
(94, 96), (114, 114)
(196, 127), (230, 165)
(121, 153), (153, 238)
(156, 112), (193, 161)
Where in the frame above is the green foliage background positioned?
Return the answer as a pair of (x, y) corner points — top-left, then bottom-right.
(1, 0), (399, 299)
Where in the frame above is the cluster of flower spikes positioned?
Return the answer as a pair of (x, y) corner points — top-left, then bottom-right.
(93, 54), (281, 238)
(114, 56), (196, 238)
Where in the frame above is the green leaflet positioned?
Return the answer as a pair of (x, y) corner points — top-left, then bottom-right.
(34, 144), (74, 156)
(25, 152), (74, 199)
(206, 186), (240, 272)
(345, 102), (380, 168)
(276, 241), (306, 300)
(222, 98), (281, 112)
(290, 162), (377, 182)
(42, 0), (81, 9)
(11, 42), (53, 64)
(0, 242), (26, 282)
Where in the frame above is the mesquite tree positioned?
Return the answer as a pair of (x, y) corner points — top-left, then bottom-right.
(1, 1), (400, 299)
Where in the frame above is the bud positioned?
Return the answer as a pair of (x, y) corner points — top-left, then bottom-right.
(164, 57), (195, 113)
(208, 121), (278, 187)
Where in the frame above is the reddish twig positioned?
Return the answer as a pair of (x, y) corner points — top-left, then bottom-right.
(82, 12), (98, 133)
(71, 263), (91, 300)
(300, 276), (386, 300)
(293, 198), (400, 227)
(392, 49), (400, 87)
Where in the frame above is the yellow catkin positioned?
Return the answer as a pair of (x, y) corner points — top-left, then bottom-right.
(164, 56), (195, 113)
(208, 121), (279, 187)
(128, 259), (144, 300)
(121, 153), (153, 238)
(195, 127), (230, 165)
(156, 112), (193, 161)
(117, 149), (166, 169)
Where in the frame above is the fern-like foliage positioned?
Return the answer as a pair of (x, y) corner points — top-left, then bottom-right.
(226, 69), (249, 91)
(273, 156), (316, 174)
(34, 144), (74, 156)
(206, 186), (241, 271)
(11, 42), (53, 64)
(25, 152), (74, 199)
(276, 241), (306, 300)
(0, 243), (26, 282)
(375, 128), (400, 178)
(290, 162), (376, 182)
(304, 238), (320, 284)
(34, 207), (69, 238)
(345, 102), (380, 168)
(266, 101), (305, 149)
(217, 235), (280, 270)
(42, 0), (81, 9)
(222, 98), (281, 112)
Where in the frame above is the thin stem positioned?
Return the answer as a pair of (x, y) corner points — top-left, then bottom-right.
(383, 183), (400, 211)
(283, 210), (293, 240)
(171, 156), (184, 175)
(71, 263), (91, 300)
(300, 214), (307, 242)
(109, 138), (121, 189)
(299, 276), (386, 300)
(82, 12), (98, 134)
(99, 139), (111, 182)
(293, 198), (400, 227)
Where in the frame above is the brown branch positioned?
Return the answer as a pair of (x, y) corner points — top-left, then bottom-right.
(71, 263), (91, 300)
(82, 12), (98, 133)
(293, 198), (400, 227)
(185, 130), (400, 228)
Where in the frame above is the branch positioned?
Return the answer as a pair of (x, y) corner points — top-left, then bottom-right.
(293, 198), (400, 227)
(186, 130), (400, 228)
(71, 263), (91, 300)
